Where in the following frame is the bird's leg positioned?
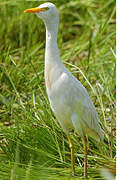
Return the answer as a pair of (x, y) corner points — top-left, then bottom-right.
(83, 136), (87, 178)
(67, 134), (75, 176)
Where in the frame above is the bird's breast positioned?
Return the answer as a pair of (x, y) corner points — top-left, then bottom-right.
(45, 65), (74, 132)
(45, 62), (64, 91)
(45, 63), (52, 89)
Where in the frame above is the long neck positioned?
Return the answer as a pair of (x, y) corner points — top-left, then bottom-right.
(45, 23), (61, 66)
(44, 21), (65, 90)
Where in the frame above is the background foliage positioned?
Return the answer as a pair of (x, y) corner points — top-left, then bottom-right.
(0, 0), (116, 179)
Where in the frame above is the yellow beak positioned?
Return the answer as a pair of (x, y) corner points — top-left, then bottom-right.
(24, 7), (48, 13)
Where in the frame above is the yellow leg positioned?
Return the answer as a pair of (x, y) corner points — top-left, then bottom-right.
(83, 136), (87, 178)
(67, 135), (75, 176)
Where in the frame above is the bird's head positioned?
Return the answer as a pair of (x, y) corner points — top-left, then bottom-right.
(24, 2), (59, 27)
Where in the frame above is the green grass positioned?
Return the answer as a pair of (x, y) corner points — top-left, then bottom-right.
(0, 0), (116, 179)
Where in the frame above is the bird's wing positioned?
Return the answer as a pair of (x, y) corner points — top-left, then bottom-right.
(67, 72), (104, 140)
(82, 100), (103, 140)
(51, 68), (103, 140)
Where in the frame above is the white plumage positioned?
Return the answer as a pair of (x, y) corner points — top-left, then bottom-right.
(24, 2), (103, 177)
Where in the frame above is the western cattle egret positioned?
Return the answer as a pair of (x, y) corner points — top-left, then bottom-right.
(24, 2), (103, 178)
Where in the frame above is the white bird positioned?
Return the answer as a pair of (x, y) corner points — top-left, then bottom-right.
(24, 2), (103, 178)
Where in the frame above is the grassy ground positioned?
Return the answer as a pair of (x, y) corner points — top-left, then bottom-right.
(0, 0), (116, 179)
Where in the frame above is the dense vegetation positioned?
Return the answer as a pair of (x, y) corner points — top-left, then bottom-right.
(0, 0), (115, 179)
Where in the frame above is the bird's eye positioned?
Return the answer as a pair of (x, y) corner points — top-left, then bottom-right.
(42, 7), (49, 11)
